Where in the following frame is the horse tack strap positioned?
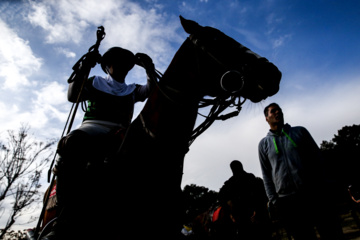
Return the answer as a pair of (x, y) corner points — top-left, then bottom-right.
(46, 181), (58, 211)
(139, 113), (156, 139)
(189, 34), (227, 69)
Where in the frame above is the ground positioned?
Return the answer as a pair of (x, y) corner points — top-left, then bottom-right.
(272, 210), (360, 240)
(342, 211), (360, 240)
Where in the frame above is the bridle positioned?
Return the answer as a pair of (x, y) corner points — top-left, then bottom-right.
(141, 33), (247, 147)
(188, 33), (248, 145)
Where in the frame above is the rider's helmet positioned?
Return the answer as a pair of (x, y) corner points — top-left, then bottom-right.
(101, 47), (135, 74)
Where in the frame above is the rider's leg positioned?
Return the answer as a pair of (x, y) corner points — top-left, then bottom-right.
(56, 130), (90, 206)
(41, 129), (93, 240)
(41, 122), (122, 240)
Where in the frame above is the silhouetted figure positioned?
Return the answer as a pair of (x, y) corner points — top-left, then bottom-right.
(349, 184), (360, 204)
(217, 160), (272, 240)
(258, 103), (344, 240)
(42, 47), (155, 240)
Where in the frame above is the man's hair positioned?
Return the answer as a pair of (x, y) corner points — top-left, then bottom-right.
(264, 102), (280, 117)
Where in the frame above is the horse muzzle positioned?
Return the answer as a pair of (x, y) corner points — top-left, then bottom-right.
(241, 62), (281, 102)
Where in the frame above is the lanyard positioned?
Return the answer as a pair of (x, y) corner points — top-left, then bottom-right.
(273, 129), (297, 154)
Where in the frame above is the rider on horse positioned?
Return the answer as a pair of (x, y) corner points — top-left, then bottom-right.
(41, 47), (155, 240)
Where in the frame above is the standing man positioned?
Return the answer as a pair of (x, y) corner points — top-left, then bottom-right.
(258, 103), (343, 240)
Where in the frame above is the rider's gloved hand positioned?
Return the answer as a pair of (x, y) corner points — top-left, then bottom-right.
(86, 51), (102, 68)
(135, 53), (154, 70)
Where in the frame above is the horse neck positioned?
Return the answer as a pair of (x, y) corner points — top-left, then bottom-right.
(162, 38), (203, 96)
(140, 39), (203, 144)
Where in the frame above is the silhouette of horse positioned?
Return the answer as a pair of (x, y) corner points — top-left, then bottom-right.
(38, 16), (281, 240)
(97, 16), (281, 239)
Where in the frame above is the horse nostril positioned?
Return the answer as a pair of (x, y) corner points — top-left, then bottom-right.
(220, 70), (244, 93)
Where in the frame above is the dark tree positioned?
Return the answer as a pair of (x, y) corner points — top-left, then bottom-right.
(0, 125), (56, 238)
(320, 124), (360, 188)
(182, 184), (218, 223)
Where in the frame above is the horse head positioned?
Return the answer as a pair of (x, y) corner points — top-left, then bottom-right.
(164, 16), (281, 103)
(149, 16), (281, 144)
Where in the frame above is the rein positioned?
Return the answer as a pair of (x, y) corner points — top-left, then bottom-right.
(144, 35), (246, 147)
(189, 95), (245, 146)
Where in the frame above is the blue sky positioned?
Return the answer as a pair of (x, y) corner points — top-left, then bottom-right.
(1, 0), (360, 229)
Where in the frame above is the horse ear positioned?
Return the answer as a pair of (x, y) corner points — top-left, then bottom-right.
(180, 15), (201, 34)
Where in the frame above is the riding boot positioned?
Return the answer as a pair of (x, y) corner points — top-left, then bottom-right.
(41, 130), (108, 240)
(41, 154), (89, 240)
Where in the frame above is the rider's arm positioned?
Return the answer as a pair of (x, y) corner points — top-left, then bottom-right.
(67, 76), (93, 103)
(134, 53), (156, 102)
(67, 51), (100, 103)
(134, 75), (154, 102)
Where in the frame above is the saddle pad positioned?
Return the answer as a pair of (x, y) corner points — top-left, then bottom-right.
(46, 182), (57, 210)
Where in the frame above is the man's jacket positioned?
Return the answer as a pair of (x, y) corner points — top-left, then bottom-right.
(258, 123), (323, 204)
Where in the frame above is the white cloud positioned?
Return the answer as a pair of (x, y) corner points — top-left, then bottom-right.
(0, 102), (22, 134)
(55, 47), (76, 58)
(272, 34), (292, 48)
(280, 77), (360, 143)
(30, 82), (70, 131)
(0, 19), (42, 90)
(95, 2), (181, 68)
(266, 12), (284, 27)
(27, 0), (89, 44)
(0, 81), (70, 140)
(26, 0), (181, 69)
(34, 81), (67, 106)
(234, 28), (268, 50)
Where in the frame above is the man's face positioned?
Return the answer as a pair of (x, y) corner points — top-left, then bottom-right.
(266, 105), (284, 128)
(107, 63), (126, 83)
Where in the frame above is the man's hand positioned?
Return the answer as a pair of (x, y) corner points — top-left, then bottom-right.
(86, 51), (102, 68)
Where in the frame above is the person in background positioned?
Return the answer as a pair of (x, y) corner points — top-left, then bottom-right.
(218, 160), (271, 240)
